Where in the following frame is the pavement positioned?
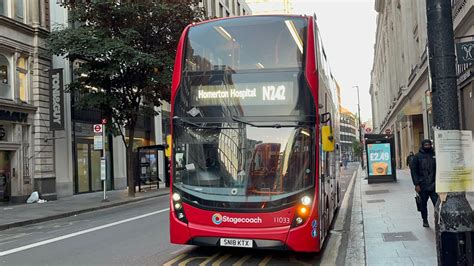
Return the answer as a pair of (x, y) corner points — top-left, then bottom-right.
(0, 187), (169, 231)
(353, 167), (474, 266)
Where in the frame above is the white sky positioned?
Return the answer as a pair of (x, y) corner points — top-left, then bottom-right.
(247, 0), (377, 121)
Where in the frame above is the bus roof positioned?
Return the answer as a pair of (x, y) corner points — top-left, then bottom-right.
(190, 14), (310, 27)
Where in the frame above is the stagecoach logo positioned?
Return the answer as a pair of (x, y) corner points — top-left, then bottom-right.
(212, 213), (223, 225)
(211, 213), (263, 225)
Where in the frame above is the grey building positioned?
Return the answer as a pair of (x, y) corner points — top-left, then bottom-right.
(0, 0), (55, 202)
(340, 107), (357, 161)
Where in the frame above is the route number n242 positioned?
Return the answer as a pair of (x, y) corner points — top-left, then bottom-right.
(263, 85), (286, 101)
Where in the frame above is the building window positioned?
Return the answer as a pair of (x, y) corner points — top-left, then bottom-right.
(219, 3), (223, 17)
(16, 56), (28, 102)
(14, 0), (24, 22)
(0, 0), (6, 16)
(0, 54), (12, 99)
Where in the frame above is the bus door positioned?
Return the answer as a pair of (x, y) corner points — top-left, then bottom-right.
(320, 111), (335, 241)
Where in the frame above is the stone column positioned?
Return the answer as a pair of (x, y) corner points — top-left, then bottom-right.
(30, 0), (40, 27)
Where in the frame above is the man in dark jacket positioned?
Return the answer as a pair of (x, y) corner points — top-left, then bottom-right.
(410, 139), (438, 227)
(406, 152), (414, 169)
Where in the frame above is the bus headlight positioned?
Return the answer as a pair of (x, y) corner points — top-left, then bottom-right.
(172, 193), (181, 202)
(301, 196), (312, 206)
(172, 191), (187, 223)
(295, 217), (303, 225)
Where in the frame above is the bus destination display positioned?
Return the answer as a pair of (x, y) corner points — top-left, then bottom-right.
(191, 82), (295, 106)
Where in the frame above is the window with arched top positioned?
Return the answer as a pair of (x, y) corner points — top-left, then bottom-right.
(0, 54), (12, 99)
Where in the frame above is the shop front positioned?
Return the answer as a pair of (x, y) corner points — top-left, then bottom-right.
(73, 122), (111, 194)
(0, 107), (35, 203)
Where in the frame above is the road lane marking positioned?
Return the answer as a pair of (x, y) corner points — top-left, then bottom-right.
(163, 253), (188, 266)
(258, 255), (272, 266)
(233, 255), (252, 266)
(198, 252), (221, 266)
(0, 208), (169, 257)
(211, 254), (232, 266)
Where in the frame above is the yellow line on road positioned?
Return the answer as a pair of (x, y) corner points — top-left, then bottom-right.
(163, 253), (188, 266)
(233, 255), (252, 266)
(258, 255), (272, 266)
(211, 254), (232, 266)
(179, 256), (207, 266)
(198, 253), (221, 266)
(289, 255), (312, 266)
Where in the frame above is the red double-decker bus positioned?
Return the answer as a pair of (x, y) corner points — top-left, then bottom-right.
(169, 15), (341, 252)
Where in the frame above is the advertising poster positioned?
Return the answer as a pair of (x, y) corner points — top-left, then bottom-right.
(367, 143), (392, 176)
(435, 130), (474, 192)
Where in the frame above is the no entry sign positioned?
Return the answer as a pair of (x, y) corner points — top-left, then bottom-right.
(93, 124), (103, 134)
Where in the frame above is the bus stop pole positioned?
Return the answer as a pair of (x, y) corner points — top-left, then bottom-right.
(102, 124), (108, 202)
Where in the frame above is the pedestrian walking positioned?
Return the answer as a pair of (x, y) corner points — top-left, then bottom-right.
(410, 139), (438, 228)
(406, 151), (414, 169)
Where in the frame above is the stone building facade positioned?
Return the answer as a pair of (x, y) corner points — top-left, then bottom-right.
(0, 0), (55, 202)
(370, 0), (473, 169)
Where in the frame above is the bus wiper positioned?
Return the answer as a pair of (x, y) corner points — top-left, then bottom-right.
(231, 116), (298, 128)
(173, 116), (237, 130)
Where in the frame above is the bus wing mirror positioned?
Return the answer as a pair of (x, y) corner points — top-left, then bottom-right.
(165, 134), (172, 158)
(320, 112), (331, 124)
(322, 125), (335, 152)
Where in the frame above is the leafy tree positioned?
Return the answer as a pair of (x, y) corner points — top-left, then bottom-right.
(48, 0), (206, 196)
(352, 139), (362, 158)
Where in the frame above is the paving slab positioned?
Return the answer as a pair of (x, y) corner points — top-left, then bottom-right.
(360, 169), (437, 265)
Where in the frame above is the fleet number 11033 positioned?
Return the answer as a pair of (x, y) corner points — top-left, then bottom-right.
(274, 217), (290, 224)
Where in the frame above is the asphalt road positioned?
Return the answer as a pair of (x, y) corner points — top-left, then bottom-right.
(0, 163), (358, 266)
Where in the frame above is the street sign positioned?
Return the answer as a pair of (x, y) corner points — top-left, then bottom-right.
(456, 40), (474, 64)
(101, 118), (107, 124)
(100, 158), (106, 181)
(93, 124), (103, 134)
(94, 135), (103, 150)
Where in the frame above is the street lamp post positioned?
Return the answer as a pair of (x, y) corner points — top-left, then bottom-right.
(353, 85), (364, 169)
(425, 0), (474, 264)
